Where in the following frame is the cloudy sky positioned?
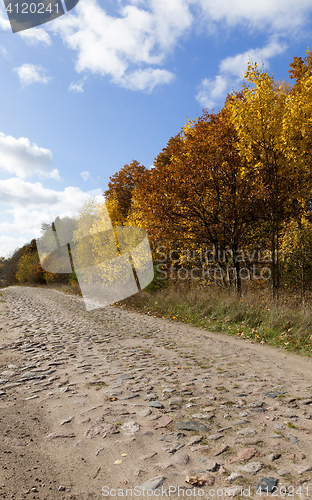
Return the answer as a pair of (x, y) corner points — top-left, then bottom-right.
(0, 0), (312, 257)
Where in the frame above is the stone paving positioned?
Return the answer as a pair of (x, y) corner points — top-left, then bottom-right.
(1, 286), (312, 499)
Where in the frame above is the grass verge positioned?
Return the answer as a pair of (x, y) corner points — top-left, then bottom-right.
(116, 281), (312, 356)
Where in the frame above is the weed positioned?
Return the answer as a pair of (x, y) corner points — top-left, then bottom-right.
(287, 422), (296, 429)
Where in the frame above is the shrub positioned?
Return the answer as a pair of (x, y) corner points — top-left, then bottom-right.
(15, 253), (45, 283)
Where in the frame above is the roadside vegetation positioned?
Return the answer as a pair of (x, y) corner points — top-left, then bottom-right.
(118, 278), (312, 356)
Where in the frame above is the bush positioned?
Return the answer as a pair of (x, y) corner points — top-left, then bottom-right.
(143, 265), (169, 293)
(15, 253), (45, 283)
(1, 245), (28, 284)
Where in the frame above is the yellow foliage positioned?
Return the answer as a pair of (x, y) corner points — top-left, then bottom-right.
(16, 253), (44, 283)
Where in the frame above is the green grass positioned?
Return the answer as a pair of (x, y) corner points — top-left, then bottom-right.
(116, 281), (312, 356)
(287, 422), (296, 428)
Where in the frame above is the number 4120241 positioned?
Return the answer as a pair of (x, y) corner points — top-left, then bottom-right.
(256, 485), (309, 496)
(6, 3), (60, 13)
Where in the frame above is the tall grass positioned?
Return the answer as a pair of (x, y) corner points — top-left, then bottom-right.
(118, 281), (312, 355)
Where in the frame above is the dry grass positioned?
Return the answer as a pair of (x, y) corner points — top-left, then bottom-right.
(117, 281), (312, 355)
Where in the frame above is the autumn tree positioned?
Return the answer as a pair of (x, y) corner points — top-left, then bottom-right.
(282, 48), (312, 211)
(130, 106), (262, 293)
(228, 63), (295, 298)
(104, 160), (147, 225)
(288, 49), (312, 92)
(127, 136), (182, 246)
(281, 49), (312, 301)
(15, 239), (46, 284)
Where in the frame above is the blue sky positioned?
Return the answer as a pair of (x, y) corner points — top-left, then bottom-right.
(0, 0), (312, 257)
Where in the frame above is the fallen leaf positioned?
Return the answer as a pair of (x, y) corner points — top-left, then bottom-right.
(185, 474), (215, 486)
(185, 476), (205, 486)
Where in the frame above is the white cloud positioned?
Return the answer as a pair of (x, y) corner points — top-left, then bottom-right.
(6, 0), (312, 95)
(195, 0), (312, 32)
(69, 76), (87, 92)
(0, 132), (60, 180)
(80, 170), (91, 181)
(196, 38), (288, 109)
(196, 75), (228, 110)
(0, 133), (95, 256)
(219, 38), (287, 77)
(0, 235), (32, 259)
(0, 9), (10, 32)
(18, 28), (52, 46)
(117, 68), (175, 92)
(50, 0), (192, 91)
(0, 45), (8, 57)
(0, 178), (98, 256)
(0, 177), (86, 209)
(46, 0), (312, 95)
(14, 63), (51, 88)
